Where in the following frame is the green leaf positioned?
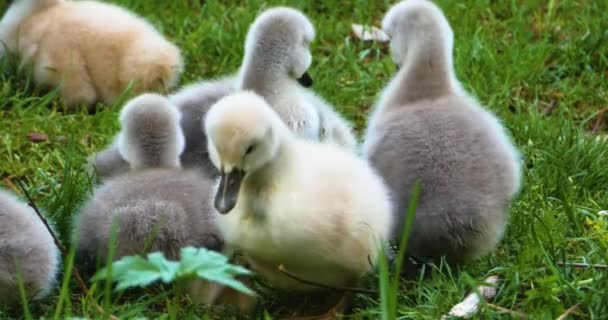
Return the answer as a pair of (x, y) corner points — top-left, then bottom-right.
(93, 255), (171, 291)
(148, 252), (180, 283)
(91, 247), (254, 295)
(179, 247), (254, 295)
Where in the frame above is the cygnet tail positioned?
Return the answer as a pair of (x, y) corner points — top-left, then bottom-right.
(0, 0), (61, 54)
(112, 200), (188, 260)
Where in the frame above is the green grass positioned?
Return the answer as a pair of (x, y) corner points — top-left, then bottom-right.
(1, 0), (608, 318)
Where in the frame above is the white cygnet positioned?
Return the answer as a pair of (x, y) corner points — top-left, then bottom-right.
(363, 0), (522, 263)
(205, 91), (392, 291)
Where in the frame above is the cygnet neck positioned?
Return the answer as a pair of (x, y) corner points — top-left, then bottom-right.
(387, 33), (458, 106)
(239, 54), (294, 101)
(131, 149), (181, 170)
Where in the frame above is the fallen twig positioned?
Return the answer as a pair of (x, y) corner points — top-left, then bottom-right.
(542, 100), (556, 116)
(277, 265), (376, 294)
(556, 262), (608, 270)
(16, 180), (118, 320)
(556, 302), (580, 320)
(442, 275), (499, 319)
(590, 109), (606, 134)
(487, 303), (528, 319)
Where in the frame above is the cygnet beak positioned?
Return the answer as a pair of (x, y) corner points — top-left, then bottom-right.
(297, 71), (313, 87)
(214, 168), (246, 214)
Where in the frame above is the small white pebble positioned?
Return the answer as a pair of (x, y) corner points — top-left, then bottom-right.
(351, 24), (390, 42)
(444, 276), (499, 319)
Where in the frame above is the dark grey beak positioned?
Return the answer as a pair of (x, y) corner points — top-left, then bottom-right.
(214, 168), (246, 214)
(297, 71), (313, 87)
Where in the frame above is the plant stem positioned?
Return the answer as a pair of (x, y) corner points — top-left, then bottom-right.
(556, 302), (580, 320)
(556, 262), (608, 269)
(277, 265), (376, 294)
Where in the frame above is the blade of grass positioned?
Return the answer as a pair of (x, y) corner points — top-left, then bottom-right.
(16, 261), (33, 320)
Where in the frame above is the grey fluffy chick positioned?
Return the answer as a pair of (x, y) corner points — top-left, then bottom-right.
(240, 7), (356, 150)
(74, 94), (222, 269)
(363, 0), (522, 263)
(239, 7), (318, 139)
(0, 189), (59, 303)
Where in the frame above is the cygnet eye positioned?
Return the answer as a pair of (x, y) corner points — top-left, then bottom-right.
(245, 144), (255, 156)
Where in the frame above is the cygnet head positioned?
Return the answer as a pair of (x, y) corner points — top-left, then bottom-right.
(117, 93), (185, 169)
(382, 0), (454, 66)
(205, 91), (287, 214)
(241, 7), (315, 87)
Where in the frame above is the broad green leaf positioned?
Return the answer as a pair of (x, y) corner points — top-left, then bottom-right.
(147, 252), (180, 283)
(92, 247), (254, 296)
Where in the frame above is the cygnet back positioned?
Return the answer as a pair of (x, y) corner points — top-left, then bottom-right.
(74, 169), (222, 266)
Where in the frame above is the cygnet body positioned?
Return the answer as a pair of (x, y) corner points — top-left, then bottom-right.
(0, 189), (59, 303)
(363, 0), (521, 263)
(74, 94), (222, 269)
(205, 91), (392, 291)
(0, 0), (183, 110)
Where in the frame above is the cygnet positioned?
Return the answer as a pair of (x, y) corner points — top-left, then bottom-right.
(238, 7), (315, 140)
(74, 94), (222, 270)
(363, 0), (522, 263)
(0, 0), (183, 110)
(205, 91), (392, 291)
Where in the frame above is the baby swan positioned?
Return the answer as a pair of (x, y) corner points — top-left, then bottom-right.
(0, 189), (59, 303)
(0, 0), (183, 110)
(205, 91), (392, 292)
(363, 0), (522, 264)
(240, 7), (357, 148)
(74, 94), (222, 270)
